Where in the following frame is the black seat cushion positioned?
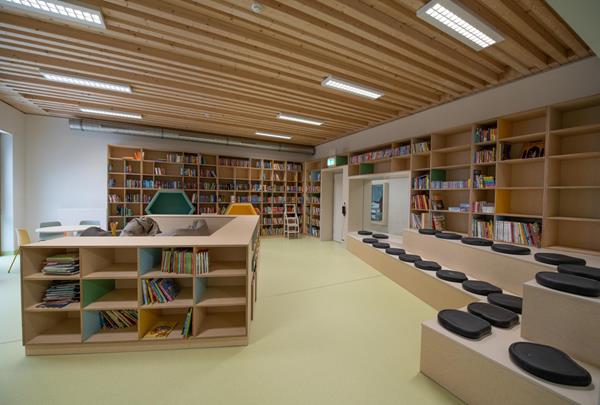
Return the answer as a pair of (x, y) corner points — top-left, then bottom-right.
(461, 237), (494, 247)
(462, 280), (502, 296)
(362, 238), (378, 244)
(535, 272), (600, 297)
(491, 244), (531, 255)
(558, 264), (600, 282)
(357, 230), (372, 236)
(418, 228), (438, 235)
(414, 260), (442, 271)
(398, 254), (421, 263)
(487, 293), (523, 314)
(436, 270), (468, 283)
(372, 242), (390, 249)
(385, 247), (406, 256)
(438, 309), (492, 340)
(534, 252), (586, 266)
(467, 302), (519, 328)
(435, 232), (462, 240)
(509, 342), (592, 387)
(372, 233), (389, 239)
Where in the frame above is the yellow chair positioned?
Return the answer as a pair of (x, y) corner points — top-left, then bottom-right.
(8, 228), (31, 273)
(224, 203), (259, 215)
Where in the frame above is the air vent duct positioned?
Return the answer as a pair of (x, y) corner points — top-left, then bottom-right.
(68, 119), (315, 155)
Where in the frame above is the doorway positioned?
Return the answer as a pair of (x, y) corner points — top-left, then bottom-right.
(333, 172), (343, 242)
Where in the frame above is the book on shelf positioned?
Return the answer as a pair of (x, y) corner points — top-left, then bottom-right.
(36, 280), (80, 308)
(494, 219), (541, 247)
(448, 203), (470, 212)
(411, 194), (429, 210)
(181, 307), (193, 337)
(432, 214), (446, 231)
(431, 180), (469, 189)
(41, 253), (80, 276)
(521, 141), (545, 159)
(412, 174), (430, 190)
(145, 321), (177, 338)
(142, 279), (180, 305)
(350, 147), (393, 164)
(100, 310), (138, 329)
(473, 148), (496, 163)
(472, 201), (495, 214)
(195, 250), (210, 275)
(473, 127), (497, 143)
(412, 141), (430, 154)
(411, 211), (431, 229)
(473, 170), (496, 188)
(394, 144), (411, 157)
(161, 249), (195, 274)
(471, 217), (493, 239)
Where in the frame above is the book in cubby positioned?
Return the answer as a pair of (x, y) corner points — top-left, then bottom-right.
(412, 172), (430, 190)
(494, 216), (542, 248)
(411, 193), (429, 211)
(472, 200), (495, 214)
(473, 145), (496, 164)
(471, 215), (494, 239)
(430, 168), (469, 190)
(473, 123), (497, 144)
(24, 279), (80, 311)
(393, 141), (411, 157)
(22, 248), (81, 280)
(83, 310), (138, 342)
(412, 137), (430, 154)
(140, 307), (191, 340)
(141, 278), (193, 308)
(350, 145), (393, 164)
(411, 211), (431, 229)
(472, 169), (496, 189)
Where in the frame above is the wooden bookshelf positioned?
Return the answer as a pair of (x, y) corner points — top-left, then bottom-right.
(20, 216), (259, 355)
(304, 159), (325, 237)
(107, 146), (303, 237)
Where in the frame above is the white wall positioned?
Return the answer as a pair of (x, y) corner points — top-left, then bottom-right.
(316, 57), (600, 157)
(22, 115), (311, 236)
(0, 101), (26, 253)
(361, 177), (410, 235)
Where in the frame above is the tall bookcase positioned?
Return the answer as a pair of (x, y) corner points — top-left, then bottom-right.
(107, 146), (303, 236)
(304, 159), (324, 237)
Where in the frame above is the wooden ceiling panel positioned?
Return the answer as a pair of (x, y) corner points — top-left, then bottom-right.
(0, 0), (593, 145)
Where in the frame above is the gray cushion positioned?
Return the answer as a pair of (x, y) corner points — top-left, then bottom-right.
(438, 309), (491, 340)
(462, 280), (502, 296)
(436, 270), (467, 283)
(557, 264), (600, 282)
(534, 252), (586, 266)
(536, 272), (600, 297)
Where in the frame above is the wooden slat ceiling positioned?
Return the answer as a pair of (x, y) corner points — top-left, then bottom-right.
(0, 0), (593, 145)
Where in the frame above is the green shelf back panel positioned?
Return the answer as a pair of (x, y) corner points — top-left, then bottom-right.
(359, 163), (374, 175)
(82, 279), (115, 307)
(82, 311), (102, 341)
(431, 169), (447, 181)
(139, 248), (163, 275)
(145, 190), (195, 215)
(195, 278), (207, 304)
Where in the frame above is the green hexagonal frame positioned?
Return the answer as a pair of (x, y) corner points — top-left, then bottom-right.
(145, 190), (195, 215)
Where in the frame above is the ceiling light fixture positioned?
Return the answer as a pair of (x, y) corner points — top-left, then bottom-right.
(41, 70), (132, 93)
(1, 0), (106, 28)
(255, 131), (292, 140)
(321, 75), (384, 100)
(79, 107), (142, 119)
(416, 0), (503, 51)
(276, 113), (323, 126)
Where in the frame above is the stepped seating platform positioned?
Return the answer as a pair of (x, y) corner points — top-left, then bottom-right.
(521, 279), (600, 368)
(347, 230), (600, 404)
(421, 311), (600, 405)
(403, 229), (596, 295)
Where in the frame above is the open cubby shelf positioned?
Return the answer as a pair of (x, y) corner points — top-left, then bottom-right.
(21, 239), (256, 353)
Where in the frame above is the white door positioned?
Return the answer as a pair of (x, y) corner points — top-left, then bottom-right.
(333, 172), (343, 242)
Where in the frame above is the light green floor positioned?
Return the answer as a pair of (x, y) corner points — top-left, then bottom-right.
(0, 238), (460, 405)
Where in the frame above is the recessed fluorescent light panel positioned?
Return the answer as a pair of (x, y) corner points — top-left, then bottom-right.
(321, 76), (384, 100)
(276, 113), (323, 126)
(255, 131), (292, 140)
(41, 71), (132, 93)
(79, 108), (142, 119)
(417, 0), (503, 51)
(1, 0), (106, 28)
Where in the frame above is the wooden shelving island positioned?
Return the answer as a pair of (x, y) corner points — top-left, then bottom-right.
(20, 215), (260, 355)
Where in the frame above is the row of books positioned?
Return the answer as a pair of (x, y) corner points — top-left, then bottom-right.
(263, 227), (285, 236)
(262, 206), (285, 214)
(472, 218), (494, 239)
(142, 279), (180, 305)
(432, 214), (446, 231)
(201, 182), (217, 190)
(473, 148), (496, 163)
(263, 217), (284, 225)
(472, 201), (495, 214)
(350, 147), (394, 164)
(412, 174), (430, 190)
(199, 169), (216, 178)
(448, 203), (470, 213)
(36, 280), (80, 308)
(473, 127), (497, 143)
(431, 180), (469, 189)
(309, 197), (320, 204)
(473, 174), (496, 189)
(126, 194), (141, 203)
(42, 253), (80, 276)
(219, 158), (249, 167)
(307, 186), (321, 193)
(164, 153), (198, 163)
(108, 194), (121, 203)
(394, 144), (411, 156)
(199, 207), (216, 214)
(412, 141), (430, 154)
(161, 250), (195, 274)
(126, 179), (142, 188)
(311, 207), (321, 216)
(115, 206), (134, 217)
(100, 310), (138, 329)
(310, 171), (321, 182)
(196, 251), (210, 275)
(411, 194), (429, 210)
(198, 195), (216, 203)
(309, 218), (320, 226)
(180, 168), (197, 177)
(494, 220), (542, 247)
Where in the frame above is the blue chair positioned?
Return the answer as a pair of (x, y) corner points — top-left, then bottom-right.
(39, 221), (63, 241)
(77, 220), (101, 236)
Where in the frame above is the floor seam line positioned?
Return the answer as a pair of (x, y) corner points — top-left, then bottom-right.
(0, 339), (21, 345)
(262, 274), (382, 298)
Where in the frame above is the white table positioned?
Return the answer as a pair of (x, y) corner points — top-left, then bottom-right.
(35, 225), (94, 235)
